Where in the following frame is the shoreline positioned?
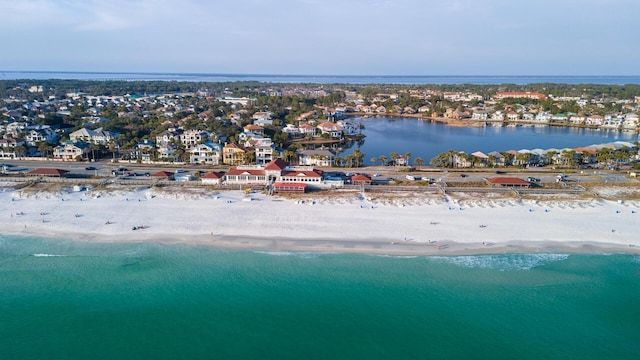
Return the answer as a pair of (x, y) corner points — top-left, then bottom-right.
(2, 184), (639, 256)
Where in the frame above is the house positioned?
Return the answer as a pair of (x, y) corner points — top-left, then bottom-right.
(569, 115), (586, 125)
(622, 113), (639, 130)
(535, 112), (552, 123)
(299, 123), (317, 137)
(252, 111), (272, 122)
(0, 138), (26, 159)
(200, 171), (225, 185)
(585, 115), (604, 126)
(189, 142), (221, 165)
(506, 111), (519, 122)
(156, 129), (182, 146)
(243, 124), (265, 136)
(254, 143), (276, 165)
(470, 151), (489, 167)
(317, 121), (343, 138)
(53, 140), (91, 161)
(69, 127), (117, 145)
(223, 143), (246, 165)
(491, 111), (505, 121)
(299, 149), (335, 167)
(487, 151), (506, 167)
(179, 130), (209, 150)
(471, 111), (488, 121)
(24, 127), (58, 146)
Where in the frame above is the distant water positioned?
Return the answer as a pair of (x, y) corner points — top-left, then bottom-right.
(1, 235), (639, 359)
(1, 71), (640, 85)
(351, 117), (640, 164)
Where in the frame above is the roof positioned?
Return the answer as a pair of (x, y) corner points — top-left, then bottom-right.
(273, 182), (307, 188)
(226, 169), (265, 176)
(486, 177), (530, 185)
(351, 174), (372, 181)
(151, 171), (174, 177)
(201, 171), (225, 179)
(280, 170), (322, 178)
(27, 168), (69, 176)
(264, 158), (289, 171)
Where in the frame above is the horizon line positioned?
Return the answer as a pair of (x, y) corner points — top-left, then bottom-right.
(1, 70), (639, 78)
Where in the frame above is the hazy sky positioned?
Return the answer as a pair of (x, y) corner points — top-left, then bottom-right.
(1, 0), (638, 75)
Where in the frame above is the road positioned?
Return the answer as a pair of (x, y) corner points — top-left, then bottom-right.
(0, 159), (635, 185)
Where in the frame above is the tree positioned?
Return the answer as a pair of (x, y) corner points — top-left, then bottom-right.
(390, 152), (398, 166)
(378, 155), (388, 166)
(370, 157), (378, 166)
(414, 157), (425, 168)
(404, 152), (412, 166)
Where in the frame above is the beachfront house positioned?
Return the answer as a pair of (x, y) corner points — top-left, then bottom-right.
(189, 142), (221, 165)
(223, 143), (247, 166)
(53, 140), (91, 161)
(200, 171), (225, 185)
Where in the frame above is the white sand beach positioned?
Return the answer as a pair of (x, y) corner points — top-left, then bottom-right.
(1, 183), (639, 255)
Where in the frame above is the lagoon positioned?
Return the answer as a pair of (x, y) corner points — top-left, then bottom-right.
(344, 117), (639, 165)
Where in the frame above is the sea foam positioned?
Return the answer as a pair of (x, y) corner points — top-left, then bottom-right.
(431, 253), (570, 270)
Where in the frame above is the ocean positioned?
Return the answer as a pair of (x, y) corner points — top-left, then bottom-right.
(1, 235), (638, 359)
(2, 71), (640, 85)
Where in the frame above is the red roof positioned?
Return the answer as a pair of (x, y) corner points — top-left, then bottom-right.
(227, 169), (265, 176)
(264, 158), (288, 170)
(273, 182), (307, 187)
(280, 170), (322, 178)
(201, 171), (225, 179)
(151, 171), (174, 177)
(244, 124), (263, 130)
(486, 177), (530, 185)
(27, 168), (69, 176)
(351, 174), (372, 182)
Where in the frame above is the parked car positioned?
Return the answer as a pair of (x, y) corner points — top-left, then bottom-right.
(527, 177), (541, 183)
(85, 166), (97, 171)
(459, 174), (468, 178)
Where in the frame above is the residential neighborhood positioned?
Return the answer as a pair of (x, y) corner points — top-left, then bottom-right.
(1, 80), (639, 171)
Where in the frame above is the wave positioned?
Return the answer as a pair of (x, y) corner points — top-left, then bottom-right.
(431, 253), (570, 270)
(372, 254), (419, 259)
(254, 251), (335, 259)
(32, 253), (67, 257)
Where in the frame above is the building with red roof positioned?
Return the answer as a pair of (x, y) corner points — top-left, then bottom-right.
(27, 168), (70, 177)
(273, 182), (307, 193)
(485, 177), (530, 187)
(200, 171), (225, 185)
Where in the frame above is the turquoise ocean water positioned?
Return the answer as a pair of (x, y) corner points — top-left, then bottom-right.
(1, 235), (639, 359)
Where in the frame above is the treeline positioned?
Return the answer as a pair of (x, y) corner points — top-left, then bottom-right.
(3, 80), (640, 102)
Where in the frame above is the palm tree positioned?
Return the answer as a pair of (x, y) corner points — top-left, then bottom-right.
(404, 152), (412, 166)
(414, 157), (425, 168)
(378, 155), (388, 166)
(545, 150), (558, 166)
(390, 152), (398, 166)
(370, 157), (378, 166)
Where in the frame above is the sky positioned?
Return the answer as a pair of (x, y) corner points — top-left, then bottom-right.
(1, 0), (639, 75)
